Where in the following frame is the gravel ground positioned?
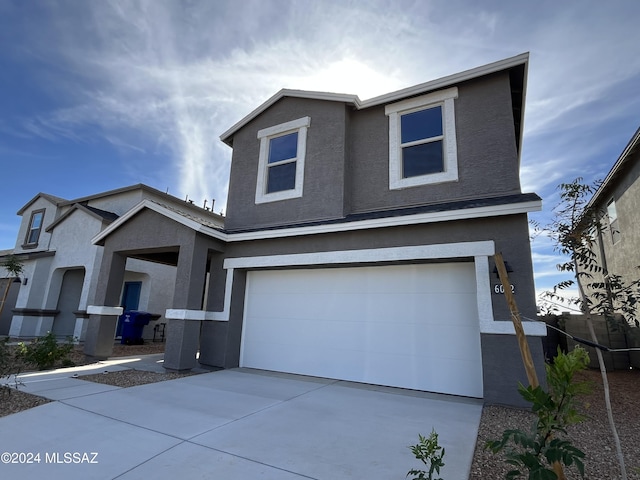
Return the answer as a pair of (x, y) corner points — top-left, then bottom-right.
(2, 344), (639, 479)
(79, 369), (196, 387)
(470, 368), (640, 480)
(0, 342), (183, 418)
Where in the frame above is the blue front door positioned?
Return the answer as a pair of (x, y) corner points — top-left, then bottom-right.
(116, 282), (142, 337)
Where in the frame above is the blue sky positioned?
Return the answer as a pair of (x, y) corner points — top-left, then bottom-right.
(1, 0), (639, 306)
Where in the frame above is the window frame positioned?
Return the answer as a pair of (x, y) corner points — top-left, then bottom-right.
(606, 198), (621, 244)
(23, 208), (45, 247)
(255, 116), (311, 204)
(385, 87), (458, 190)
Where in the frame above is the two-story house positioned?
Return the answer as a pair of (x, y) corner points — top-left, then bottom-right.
(579, 126), (640, 368)
(85, 53), (546, 406)
(0, 184), (224, 341)
(585, 127), (640, 300)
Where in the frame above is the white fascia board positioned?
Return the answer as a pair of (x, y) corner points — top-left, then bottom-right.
(361, 53), (529, 109)
(224, 241), (495, 269)
(225, 199), (542, 243)
(92, 196), (541, 246)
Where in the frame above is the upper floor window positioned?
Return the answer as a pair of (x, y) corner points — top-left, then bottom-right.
(607, 199), (621, 244)
(385, 87), (458, 190)
(255, 116), (311, 204)
(24, 209), (45, 247)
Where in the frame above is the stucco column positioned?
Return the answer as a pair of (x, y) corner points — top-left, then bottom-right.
(84, 252), (126, 359)
(199, 253), (228, 367)
(164, 235), (208, 371)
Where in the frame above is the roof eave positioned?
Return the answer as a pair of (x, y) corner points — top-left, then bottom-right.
(17, 193), (67, 215)
(220, 89), (361, 146)
(219, 52), (530, 146)
(587, 126), (640, 209)
(45, 203), (117, 233)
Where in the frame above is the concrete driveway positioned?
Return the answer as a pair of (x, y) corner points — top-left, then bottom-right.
(0, 364), (482, 479)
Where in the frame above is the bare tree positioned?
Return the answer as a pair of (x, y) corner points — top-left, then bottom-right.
(541, 178), (637, 479)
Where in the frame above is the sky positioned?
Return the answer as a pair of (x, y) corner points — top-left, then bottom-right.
(0, 0), (639, 309)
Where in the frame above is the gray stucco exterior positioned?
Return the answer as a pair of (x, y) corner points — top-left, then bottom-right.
(225, 71), (523, 231)
(580, 127), (640, 323)
(84, 53), (545, 406)
(196, 213), (543, 405)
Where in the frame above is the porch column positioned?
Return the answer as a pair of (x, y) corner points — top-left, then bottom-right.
(164, 236), (208, 371)
(84, 252), (126, 359)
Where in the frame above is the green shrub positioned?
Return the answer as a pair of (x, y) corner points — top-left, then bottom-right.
(407, 428), (445, 480)
(16, 332), (75, 370)
(486, 347), (590, 479)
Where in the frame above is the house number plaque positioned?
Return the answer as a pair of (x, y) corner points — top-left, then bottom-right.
(493, 284), (515, 294)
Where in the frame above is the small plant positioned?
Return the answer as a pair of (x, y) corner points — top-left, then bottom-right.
(16, 332), (75, 370)
(407, 428), (445, 480)
(486, 347), (591, 480)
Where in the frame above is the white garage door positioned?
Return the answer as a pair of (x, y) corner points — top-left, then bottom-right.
(241, 263), (483, 397)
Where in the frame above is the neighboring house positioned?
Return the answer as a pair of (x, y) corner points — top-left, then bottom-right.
(85, 52), (546, 406)
(583, 127), (640, 317)
(0, 249), (21, 335)
(0, 184), (224, 341)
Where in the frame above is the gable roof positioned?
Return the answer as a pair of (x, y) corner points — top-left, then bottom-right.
(587, 126), (640, 209)
(92, 199), (226, 246)
(220, 52), (529, 157)
(45, 203), (119, 233)
(17, 193), (68, 215)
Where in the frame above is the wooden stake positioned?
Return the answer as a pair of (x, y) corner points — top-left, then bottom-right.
(494, 253), (565, 479)
(494, 252), (539, 388)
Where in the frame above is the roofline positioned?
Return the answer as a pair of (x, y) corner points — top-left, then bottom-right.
(587, 126), (640, 209)
(93, 195), (541, 246)
(220, 91), (360, 145)
(45, 203), (117, 233)
(60, 183), (224, 221)
(60, 184), (168, 207)
(92, 200), (226, 246)
(220, 52), (529, 146)
(17, 193), (68, 215)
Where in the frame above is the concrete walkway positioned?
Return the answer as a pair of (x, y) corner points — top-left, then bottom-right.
(0, 358), (482, 479)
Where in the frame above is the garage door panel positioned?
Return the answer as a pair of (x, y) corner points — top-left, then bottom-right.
(249, 264), (476, 295)
(242, 264), (483, 398)
(248, 291), (477, 325)
(244, 314), (473, 355)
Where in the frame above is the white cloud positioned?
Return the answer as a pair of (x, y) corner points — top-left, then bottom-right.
(2, 0), (640, 222)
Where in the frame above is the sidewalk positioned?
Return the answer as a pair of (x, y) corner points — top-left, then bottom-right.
(3, 352), (214, 401)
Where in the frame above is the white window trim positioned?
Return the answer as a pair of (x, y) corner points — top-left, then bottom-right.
(255, 116), (311, 204)
(385, 87), (458, 190)
(24, 209), (45, 246)
(607, 198), (621, 244)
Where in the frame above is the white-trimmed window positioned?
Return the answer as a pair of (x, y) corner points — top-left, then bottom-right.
(385, 87), (458, 190)
(24, 209), (45, 247)
(607, 199), (621, 244)
(255, 116), (311, 204)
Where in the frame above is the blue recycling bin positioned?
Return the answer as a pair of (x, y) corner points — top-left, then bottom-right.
(120, 311), (152, 345)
